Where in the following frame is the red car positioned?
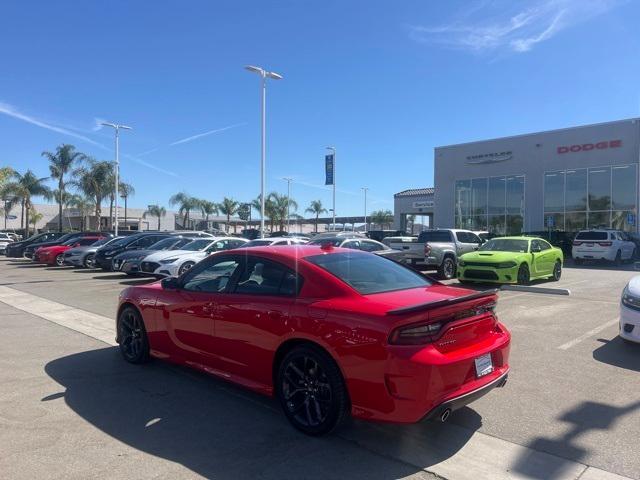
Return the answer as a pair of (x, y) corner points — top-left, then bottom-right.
(117, 245), (510, 435)
(35, 236), (105, 266)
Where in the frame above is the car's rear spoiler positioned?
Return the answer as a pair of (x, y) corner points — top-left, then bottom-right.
(387, 289), (499, 315)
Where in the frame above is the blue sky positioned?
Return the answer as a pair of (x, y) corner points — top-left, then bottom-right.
(2, 0), (639, 216)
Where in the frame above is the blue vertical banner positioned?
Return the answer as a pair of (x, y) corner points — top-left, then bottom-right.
(325, 154), (334, 185)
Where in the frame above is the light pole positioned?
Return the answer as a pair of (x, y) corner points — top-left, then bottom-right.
(326, 146), (336, 230)
(245, 65), (283, 238)
(282, 177), (293, 232)
(361, 187), (369, 232)
(101, 122), (132, 236)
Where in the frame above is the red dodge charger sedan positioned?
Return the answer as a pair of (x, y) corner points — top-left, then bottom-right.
(117, 245), (510, 435)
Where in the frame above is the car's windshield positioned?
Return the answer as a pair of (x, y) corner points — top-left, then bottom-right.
(308, 238), (343, 246)
(181, 239), (215, 251)
(106, 237), (130, 248)
(149, 238), (182, 250)
(62, 239), (79, 246)
(92, 237), (113, 247)
(306, 252), (432, 294)
(479, 239), (529, 253)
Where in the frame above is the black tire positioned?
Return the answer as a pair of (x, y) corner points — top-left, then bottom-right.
(552, 260), (562, 281)
(117, 306), (150, 364)
(276, 344), (349, 436)
(517, 263), (530, 285)
(55, 254), (65, 267)
(438, 256), (456, 280)
(178, 261), (195, 276)
(614, 250), (622, 267)
(84, 253), (95, 268)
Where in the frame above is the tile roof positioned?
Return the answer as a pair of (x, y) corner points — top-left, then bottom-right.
(394, 187), (435, 197)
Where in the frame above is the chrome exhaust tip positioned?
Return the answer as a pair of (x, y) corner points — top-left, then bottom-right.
(439, 408), (451, 422)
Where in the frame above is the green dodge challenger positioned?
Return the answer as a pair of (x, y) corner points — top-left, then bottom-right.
(457, 236), (563, 284)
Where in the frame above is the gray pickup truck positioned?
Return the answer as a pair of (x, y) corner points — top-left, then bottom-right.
(388, 229), (483, 279)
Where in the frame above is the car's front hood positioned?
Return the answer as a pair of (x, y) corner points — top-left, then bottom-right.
(143, 249), (198, 262)
(627, 275), (640, 297)
(459, 251), (523, 263)
(114, 249), (155, 261)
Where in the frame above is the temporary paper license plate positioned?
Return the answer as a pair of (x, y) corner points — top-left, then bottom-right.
(474, 353), (493, 378)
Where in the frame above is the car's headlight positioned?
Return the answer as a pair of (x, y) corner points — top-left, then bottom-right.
(458, 260), (466, 267)
(496, 261), (517, 268)
(160, 258), (178, 264)
(622, 286), (640, 310)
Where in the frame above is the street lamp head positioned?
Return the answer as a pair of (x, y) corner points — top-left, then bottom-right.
(119, 125), (132, 130)
(266, 71), (283, 80)
(245, 65), (264, 74)
(101, 122), (117, 129)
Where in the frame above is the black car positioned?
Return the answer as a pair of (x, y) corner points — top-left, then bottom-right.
(111, 236), (196, 274)
(24, 231), (107, 259)
(93, 233), (174, 271)
(5, 231), (67, 258)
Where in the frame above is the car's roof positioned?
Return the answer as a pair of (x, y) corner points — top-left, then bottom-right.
(490, 236), (532, 241)
(228, 244), (356, 259)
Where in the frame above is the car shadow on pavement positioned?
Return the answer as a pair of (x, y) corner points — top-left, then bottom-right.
(593, 336), (640, 372)
(512, 399), (640, 479)
(44, 347), (478, 479)
(72, 269), (103, 273)
(92, 274), (127, 280)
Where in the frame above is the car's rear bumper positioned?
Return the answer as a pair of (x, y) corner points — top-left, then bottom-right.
(620, 303), (640, 343)
(572, 248), (615, 261)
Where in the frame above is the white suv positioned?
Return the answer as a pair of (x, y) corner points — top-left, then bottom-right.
(572, 229), (635, 265)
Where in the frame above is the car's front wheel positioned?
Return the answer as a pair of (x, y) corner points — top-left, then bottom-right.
(55, 254), (65, 267)
(178, 261), (195, 276)
(117, 306), (150, 364)
(517, 264), (530, 285)
(84, 253), (95, 268)
(552, 260), (562, 281)
(276, 344), (349, 436)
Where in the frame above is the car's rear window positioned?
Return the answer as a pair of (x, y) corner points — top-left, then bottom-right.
(418, 231), (452, 243)
(575, 231), (608, 240)
(306, 252), (432, 294)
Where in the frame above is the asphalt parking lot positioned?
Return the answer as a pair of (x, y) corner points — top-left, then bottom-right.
(0, 257), (638, 480)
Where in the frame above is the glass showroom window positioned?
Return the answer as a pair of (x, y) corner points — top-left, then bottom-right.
(455, 175), (524, 234)
(543, 164), (636, 232)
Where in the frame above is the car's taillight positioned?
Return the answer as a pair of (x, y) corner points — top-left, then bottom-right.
(598, 241), (612, 247)
(424, 243), (431, 255)
(388, 322), (443, 345)
(573, 241), (582, 246)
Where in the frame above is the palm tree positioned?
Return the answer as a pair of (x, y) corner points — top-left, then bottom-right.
(218, 197), (239, 233)
(305, 200), (328, 232)
(53, 189), (76, 229)
(169, 192), (198, 229)
(371, 209), (394, 229)
(28, 207), (43, 229)
(0, 170), (52, 236)
(197, 200), (218, 228)
(42, 144), (84, 232)
(144, 204), (167, 231)
(72, 158), (114, 230)
(269, 192), (298, 231)
(119, 182), (135, 230)
(68, 194), (95, 231)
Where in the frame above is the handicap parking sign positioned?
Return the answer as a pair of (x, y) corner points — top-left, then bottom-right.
(546, 215), (554, 228)
(627, 213), (636, 226)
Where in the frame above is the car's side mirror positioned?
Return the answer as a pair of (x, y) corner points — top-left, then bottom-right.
(161, 277), (180, 290)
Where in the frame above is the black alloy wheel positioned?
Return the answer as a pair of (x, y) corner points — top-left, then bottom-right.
(55, 254), (65, 267)
(277, 345), (349, 436)
(517, 264), (530, 285)
(438, 257), (456, 280)
(552, 260), (562, 281)
(178, 261), (195, 276)
(118, 307), (150, 364)
(84, 253), (95, 268)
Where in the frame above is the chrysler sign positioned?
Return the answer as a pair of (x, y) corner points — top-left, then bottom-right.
(557, 139), (621, 154)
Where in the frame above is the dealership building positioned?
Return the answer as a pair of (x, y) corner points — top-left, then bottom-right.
(433, 118), (640, 235)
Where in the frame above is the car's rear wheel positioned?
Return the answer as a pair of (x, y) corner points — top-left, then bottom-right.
(84, 253), (95, 268)
(178, 261), (195, 276)
(517, 264), (530, 285)
(55, 254), (65, 267)
(117, 306), (150, 364)
(438, 256), (456, 280)
(552, 260), (562, 281)
(276, 345), (349, 436)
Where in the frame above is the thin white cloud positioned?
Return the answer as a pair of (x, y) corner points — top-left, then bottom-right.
(408, 0), (623, 53)
(137, 122), (246, 157)
(123, 154), (179, 178)
(0, 102), (108, 149)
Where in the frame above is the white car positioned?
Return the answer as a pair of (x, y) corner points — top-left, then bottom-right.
(140, 237), (248, 277)
(620, 276), (640, 343)
(0, 233), (14, 254)
(572, 229), (635, 265)
(244, 236), (308, 247)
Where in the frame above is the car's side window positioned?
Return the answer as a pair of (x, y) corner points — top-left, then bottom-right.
(273, 240), (289, 246)
(468, 233), (482, 244)
(343, 240), (360, 250)
(182, 257), (240, 293)
(231, 240), (246, 248)
(233, 258), (301, 296)
(79, 238), (97, 246)
(360, 240), (384, 252)
(539, 240), (552, 251)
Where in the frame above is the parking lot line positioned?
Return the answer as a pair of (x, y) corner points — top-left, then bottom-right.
(557, 318), (620, 350)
